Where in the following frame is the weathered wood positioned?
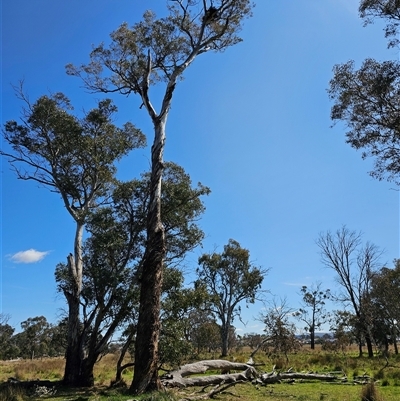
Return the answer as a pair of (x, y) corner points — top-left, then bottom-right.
(259, 371), (339, 384)
(161, 360), (257, 387)
(163, 360), (351, 394)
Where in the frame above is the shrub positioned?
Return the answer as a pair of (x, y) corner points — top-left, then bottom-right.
(360, 381), (383, 401)
(0, 384), (27, 401)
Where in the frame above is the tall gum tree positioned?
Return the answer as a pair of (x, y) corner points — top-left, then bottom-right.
(1, 93), (145, 385)
(66, 0), (254, 393)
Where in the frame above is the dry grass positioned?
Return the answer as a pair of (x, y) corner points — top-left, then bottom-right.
(361, 381), (384, 401)
(0, 358), (64, 383)
(1, 348), (400, 400)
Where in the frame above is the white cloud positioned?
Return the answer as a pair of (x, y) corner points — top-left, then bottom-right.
(283, 282), (304, 287)
(10, 249), (50, 264)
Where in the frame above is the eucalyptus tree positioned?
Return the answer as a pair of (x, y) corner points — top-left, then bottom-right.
(56, 162), (210, 386)
(1, 94), (145, 385)
(359, 0), (400, 49)
(369, 260), (400, 354)
(316, 226), (383, 357)
(0, 314), (18, 360)
(67, 0), (254, 392)
(16, 316), (51, 359)
(197, 239), (266, 357)
(294, 283), (331, 349)
(329, 1), (400, 185)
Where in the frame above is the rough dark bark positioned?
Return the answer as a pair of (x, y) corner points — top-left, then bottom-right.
(366, 334), (374, 358)
(63, 236), (84, 386)
(130, 121), (166, 394)
(63, 294), (83, 385)
(393, 336), (399, 355)
(220, 322), (229, 357)
(79, 358), (96, 387)
(310, 325), (315, 350)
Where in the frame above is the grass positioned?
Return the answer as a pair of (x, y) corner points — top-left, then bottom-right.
(1, 346), (400, 400)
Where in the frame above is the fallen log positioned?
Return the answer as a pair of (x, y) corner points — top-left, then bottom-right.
(259, 371), (340, 384)
(162, 360), (349, 390)
(161, 360), (258, 387)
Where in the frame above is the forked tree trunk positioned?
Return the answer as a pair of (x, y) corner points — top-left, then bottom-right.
(130, 121), (166, 394)
(115, 331), (135, 383)
(63, 224), (84, 386)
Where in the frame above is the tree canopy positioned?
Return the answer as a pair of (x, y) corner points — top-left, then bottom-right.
(328, 59), (400, 184)
(329, 1), (400, 185)
(359, 0), (400, 48)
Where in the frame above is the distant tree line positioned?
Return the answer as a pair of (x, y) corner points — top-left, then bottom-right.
(1, 252), (399, 370)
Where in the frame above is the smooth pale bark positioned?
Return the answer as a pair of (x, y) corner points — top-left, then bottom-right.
(162, 361), (348, 389)
(259, 371), (339, 384)
(161, 360), (257, 387)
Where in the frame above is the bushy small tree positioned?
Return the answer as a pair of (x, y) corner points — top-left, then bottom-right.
(294, 283), (331, 349)
(262, 298), (300, 362)
(197, 239), (266, 356)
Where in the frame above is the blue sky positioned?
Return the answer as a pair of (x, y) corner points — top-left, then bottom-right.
(1, 0), (399, 334)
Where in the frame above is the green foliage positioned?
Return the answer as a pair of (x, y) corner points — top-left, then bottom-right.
(294, 283), (331, 349)
(197, 239), (266, 355)
(369, 261), (400, 352)
(359, 0), (400, 48)
(66, 1), (255, 392)
(0, 316), (18, 360)
(67, 1), (254, 100)
(53, 162), (210, 383)
(8, 316), (65, 360)
(2, 94), (146, 221)
(329, 0), (400, 185)
(262, 298), (300, 360)
(329, 59), (400, 184)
